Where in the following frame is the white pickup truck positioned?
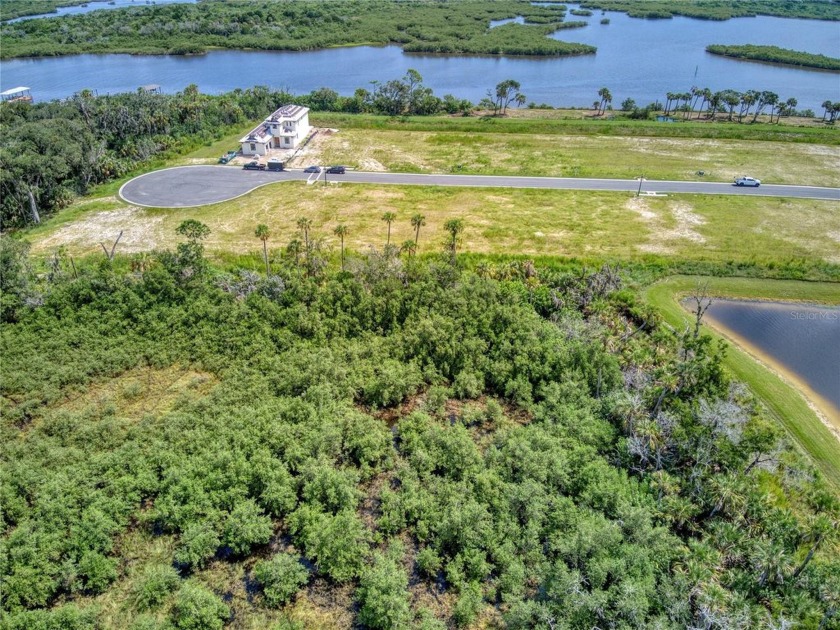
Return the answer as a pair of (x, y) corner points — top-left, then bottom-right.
(734, 176), (761, 187)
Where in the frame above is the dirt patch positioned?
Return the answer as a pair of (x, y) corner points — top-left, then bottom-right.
(36, 206), (164, 254)
(669, 201), (706, 243)
(358, 157), (387, 171)
(285, 127), (338, 168)
(630, 198), (705, 254)
(626, 197), (657, 221)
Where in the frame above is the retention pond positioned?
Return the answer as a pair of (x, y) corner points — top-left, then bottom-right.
(701, 299), (840, 419)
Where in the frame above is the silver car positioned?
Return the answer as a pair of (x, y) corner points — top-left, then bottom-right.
(734, 176), (761, 187)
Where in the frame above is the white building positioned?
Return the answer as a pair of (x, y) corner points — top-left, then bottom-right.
(239, 105), (311, 156)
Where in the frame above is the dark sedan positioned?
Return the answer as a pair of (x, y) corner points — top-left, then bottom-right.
(326, 165), (346, 174)
(303, 165), (322, 173)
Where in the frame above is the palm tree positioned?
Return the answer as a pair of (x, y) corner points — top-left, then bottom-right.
(381, 212), (397, 246)
(400, 239), (416, 258)
(597, 87), (612, 115)
(296, 217), (312, 250)
(255, 224), (270, 275)
(333, 223), (348, 271)
(752, 539), (788, 588)
(792, 515), (836, 579)
(779, 97), (797, 123)
(739, 90), (757, 122)
(722, 90), (740, 121)
(444, 218), (464, 264)
(286, 238), (303, 267)
(821, 99), (833, 121)
(410, 213), (426, 249)
(752, 90), (778, 123)
(697, 88), (712, 119)
(708, 474), (745, 520)
(664, 92), (676, 115)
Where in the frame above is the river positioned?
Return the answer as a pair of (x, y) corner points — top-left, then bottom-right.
(0, 3), (838, 109)
(703, 300), (840, 417)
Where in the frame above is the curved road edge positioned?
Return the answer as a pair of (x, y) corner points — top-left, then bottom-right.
(119, 165), (840, 208)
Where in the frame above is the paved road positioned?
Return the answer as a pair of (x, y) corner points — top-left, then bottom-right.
(119, 165), (840, 208)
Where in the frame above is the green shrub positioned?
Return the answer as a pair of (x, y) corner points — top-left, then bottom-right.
(1, 605), (99, 630)
(289, 507), (369, 582)
(132, 564), (181, 611)
(222, 500), (273, 556)
(253, 553), (309, 608)
(171, 582), (229, 630)
(174, 523), (221, 570)
(416, 547), (442, 580)
(76, 551), (118, 594)
(453, 581), (484, 627)
(356, 549), (411, 630)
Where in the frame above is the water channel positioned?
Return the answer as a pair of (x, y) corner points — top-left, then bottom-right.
(1, 4), (838, 109)
(703, 300), (840, 416)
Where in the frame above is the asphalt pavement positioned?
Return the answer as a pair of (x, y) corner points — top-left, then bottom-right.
(119, 165), (840, 208)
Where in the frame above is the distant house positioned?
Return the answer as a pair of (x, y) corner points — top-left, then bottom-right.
(239, 105), (311, 156)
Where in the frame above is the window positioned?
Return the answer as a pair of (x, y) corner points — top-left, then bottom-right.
(250, 143), (256, 151)
(285, 138), (291, 145)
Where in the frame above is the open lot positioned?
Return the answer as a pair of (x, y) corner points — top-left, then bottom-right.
(30, 183), (840, 267)
(296, 127), (840, 186)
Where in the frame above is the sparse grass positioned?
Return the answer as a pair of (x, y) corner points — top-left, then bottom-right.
(311, 112), (840, 144)
(306, 127), (840, 185)
(644, 276), (840, 489)
(29, 184), (840, 271)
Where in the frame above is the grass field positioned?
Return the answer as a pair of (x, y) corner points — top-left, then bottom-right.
(644, 276), (840, 489)
(28, 183), (840, 270)
(301, 128), (840, 185)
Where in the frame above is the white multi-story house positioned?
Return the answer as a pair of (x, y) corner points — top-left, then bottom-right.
(239, 105), (311, 156)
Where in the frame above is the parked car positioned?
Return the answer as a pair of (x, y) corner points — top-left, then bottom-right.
(218, 150), (237, 164)
(734, 176), (761, 187)
(326, 165), (346, 174)
(244, 161), (266, 171)
(303, 165), (322, 173)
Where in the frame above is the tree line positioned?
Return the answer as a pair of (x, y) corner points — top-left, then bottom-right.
(706, 44), (840, 72)
(1, 231), (839, 628)
(588, 84), (838, 123)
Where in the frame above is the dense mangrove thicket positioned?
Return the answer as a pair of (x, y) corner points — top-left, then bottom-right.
(706, 44), (840, 71)
(1, 233), (838, 629)
(579, 0), (840, 21)
(0, 0), (596, 59)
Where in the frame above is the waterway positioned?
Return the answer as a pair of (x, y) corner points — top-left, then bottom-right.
(0, 3), (838, 109)
(703, 300), (840, 417)
(3, 0), (196, 23)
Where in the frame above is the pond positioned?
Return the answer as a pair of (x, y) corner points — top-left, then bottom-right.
(702, 299), (840, 415)
(0, 3), (838, 109)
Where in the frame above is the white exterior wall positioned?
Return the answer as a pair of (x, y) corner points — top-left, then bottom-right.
(296, 112), (311, 145)
(240, 141), (268, 156)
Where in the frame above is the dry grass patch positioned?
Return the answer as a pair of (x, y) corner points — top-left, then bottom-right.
(50, 365), (217, 423)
